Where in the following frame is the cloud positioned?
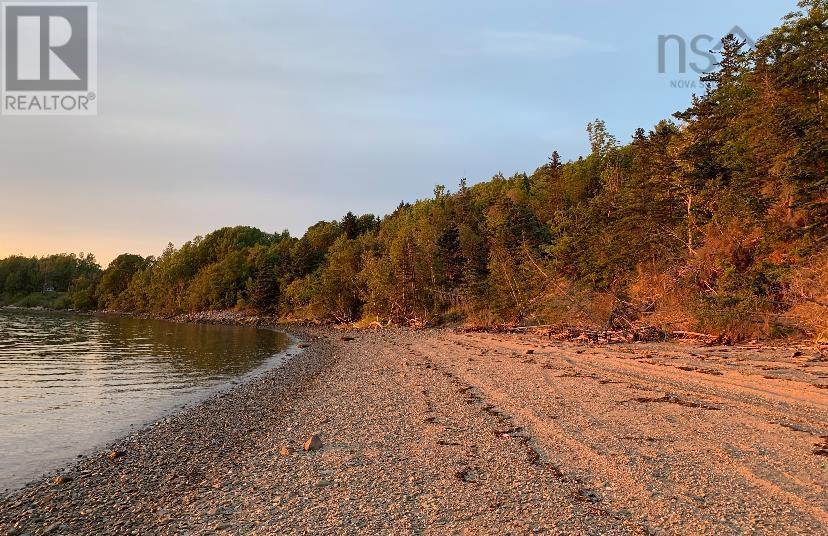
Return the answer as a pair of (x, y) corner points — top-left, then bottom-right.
(445, 30), (615, 59)
(96, 116), (229, 145)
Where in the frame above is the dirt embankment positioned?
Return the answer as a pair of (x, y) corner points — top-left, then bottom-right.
(1, 329), (826, 535)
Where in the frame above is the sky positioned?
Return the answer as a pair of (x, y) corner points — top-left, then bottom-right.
(0, 0), (797, 265)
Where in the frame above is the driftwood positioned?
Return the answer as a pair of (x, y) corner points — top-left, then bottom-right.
(457, 324), (671, 344)
(672, 331), (714, 339)
(455, 323), (744, 345)
(541, 326), (670, 344)
(672, 330), (720, 343)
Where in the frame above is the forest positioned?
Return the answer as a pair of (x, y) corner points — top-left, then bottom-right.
(1, 1), (826, 340)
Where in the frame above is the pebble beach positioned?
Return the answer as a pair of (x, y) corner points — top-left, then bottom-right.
(1, 327), (826, 535)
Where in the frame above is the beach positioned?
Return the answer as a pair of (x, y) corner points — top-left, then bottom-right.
(1, 327), (826, 535)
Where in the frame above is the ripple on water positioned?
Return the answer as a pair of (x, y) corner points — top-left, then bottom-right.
(0, 309), (290, 491)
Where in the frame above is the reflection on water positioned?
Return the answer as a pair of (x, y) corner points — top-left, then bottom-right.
(0, 309), (291, 491)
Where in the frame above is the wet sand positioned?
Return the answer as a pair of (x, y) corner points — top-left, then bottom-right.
(1, 328), (826, 535)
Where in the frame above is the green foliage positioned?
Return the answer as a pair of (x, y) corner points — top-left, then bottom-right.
(2, 3), (824, 338)
(0, 253), (102, 310)
(97, 254), (152, 309)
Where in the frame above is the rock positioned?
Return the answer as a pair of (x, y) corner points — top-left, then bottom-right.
(457, 468), (481, 483)
(341, 336), (356, 342)
(279, 446), (295, 457)
(792, 351), (803, 358)
(526, 350), (535, 355)
(579, 489), (602, 504)
(297, 343), (311, 349)
(108, 450), (126, 460)
(303, 434), (323, 452)
(52, 475), (72, 486)
(43, 523), (62, 534)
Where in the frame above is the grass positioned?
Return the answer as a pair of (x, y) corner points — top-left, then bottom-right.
(1, 292), (71, 309)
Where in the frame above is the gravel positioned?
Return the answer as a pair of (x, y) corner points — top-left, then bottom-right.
(1, 327), (826, 535)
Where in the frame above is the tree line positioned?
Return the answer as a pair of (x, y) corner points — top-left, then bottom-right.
(2, 1), (826, 339)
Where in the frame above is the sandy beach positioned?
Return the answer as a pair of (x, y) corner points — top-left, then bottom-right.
(1, 327), (826, 535)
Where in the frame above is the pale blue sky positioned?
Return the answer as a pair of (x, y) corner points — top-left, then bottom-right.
(0, 0), (796, 263)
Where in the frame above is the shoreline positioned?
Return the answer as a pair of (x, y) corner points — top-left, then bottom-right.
(0, 311), (302, 496)
(6, 303), (826, 347)
(1, 325), (826, 534)
(0, 324), (330, 535)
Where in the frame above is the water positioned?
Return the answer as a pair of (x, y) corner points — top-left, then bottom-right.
(0, 309), (292, 491)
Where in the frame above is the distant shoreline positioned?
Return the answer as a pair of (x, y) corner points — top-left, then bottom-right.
(4, 304), (824, 349)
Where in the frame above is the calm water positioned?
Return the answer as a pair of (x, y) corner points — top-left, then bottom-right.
(0, 309), (291, 491)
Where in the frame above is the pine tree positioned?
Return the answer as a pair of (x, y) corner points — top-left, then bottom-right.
(547, 151), (562, 169)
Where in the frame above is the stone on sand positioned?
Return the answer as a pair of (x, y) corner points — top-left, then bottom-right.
(303, 435), (323, 452)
